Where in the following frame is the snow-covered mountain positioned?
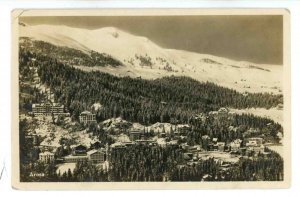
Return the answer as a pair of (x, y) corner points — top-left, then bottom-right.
(20, 24), (283, 94)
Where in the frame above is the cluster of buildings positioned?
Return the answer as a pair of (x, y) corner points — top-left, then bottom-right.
(32, 102), (266, 169)
(244, 137), (265, 155)
(182, 136), (265, 163)
(208, 107), (236, 119)
(31, 101), (97, 125)
(200, 135), (228, 152)
(64, 144), (107, 164)
(39, 143), (108, 164)
(30, 99), (105, 165)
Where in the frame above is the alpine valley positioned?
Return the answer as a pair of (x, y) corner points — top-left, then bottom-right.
(18, 23), (284, 182)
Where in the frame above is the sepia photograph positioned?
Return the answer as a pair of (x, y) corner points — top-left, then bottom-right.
(11, 9), (290, 189)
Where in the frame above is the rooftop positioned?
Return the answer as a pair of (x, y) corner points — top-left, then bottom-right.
(80, 111), (94, 115)
(87, 149), (105, 155)
(32, 102), (64, 107)
(64, 155), (88, 159)
(70, 144), (87, 149)
(39, 151), (54, 156)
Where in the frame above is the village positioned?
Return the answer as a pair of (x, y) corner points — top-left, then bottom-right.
(15, 14), (287, 183)
(23, 96), (278, 177)
(19, 50), (283, 179)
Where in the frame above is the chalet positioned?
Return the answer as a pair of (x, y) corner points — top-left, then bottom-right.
(209, 138), (219, 151)
(79, 111), (96, 125)
(245, 137), (263, 146)
(39, 151), (54, 163)
(207, 140), (225, 152)
(245, 137), (264, 154)
(129, 131), (143, 141)
(87, 149), (106, 164)
(216, 142), (225, 152)
(246, 140), (257, 147)
(177, 124), (190, 135)
(246, 146), (265, 155)
(230, 139), (242, 152)
(71, 144), (87, 156)
(212, 138), (218, 144)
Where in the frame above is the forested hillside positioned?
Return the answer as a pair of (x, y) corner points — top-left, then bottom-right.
(19, 48), (283, 125)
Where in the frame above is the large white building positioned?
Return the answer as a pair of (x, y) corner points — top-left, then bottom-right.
(32, 102), (69, 116)
(39, 151), (55, 163)
(63, 149), (107, 164)
(79, 111), (96, 124)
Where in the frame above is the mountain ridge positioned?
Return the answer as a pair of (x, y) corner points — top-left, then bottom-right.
(19, 24), (283, 94)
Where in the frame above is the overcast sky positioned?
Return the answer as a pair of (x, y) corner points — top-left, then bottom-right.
(20, 15), (283, 65)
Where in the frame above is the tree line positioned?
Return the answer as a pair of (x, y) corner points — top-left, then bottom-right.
(19, 48), (283, 126)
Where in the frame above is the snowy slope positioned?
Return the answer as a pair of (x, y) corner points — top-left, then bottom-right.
(20, 24), (283, 94)
(229, 107), (283, 125)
